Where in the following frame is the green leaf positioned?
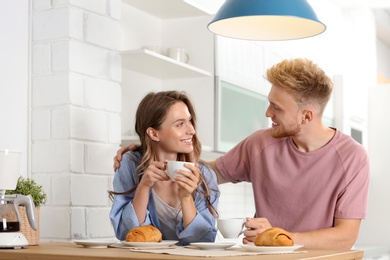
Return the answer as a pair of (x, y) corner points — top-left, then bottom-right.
(5, 176), (47, 207)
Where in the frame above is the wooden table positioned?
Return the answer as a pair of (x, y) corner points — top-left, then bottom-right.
(0, 242), (364, 260)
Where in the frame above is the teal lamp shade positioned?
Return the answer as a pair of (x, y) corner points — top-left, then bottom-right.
(208, 0), (326, 40)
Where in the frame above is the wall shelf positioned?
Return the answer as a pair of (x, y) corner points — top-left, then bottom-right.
(122, 135), (139, 142)
(121, 49), (212, 79)
(122, 0), (211, 19)
(121, 135), (140, 146)
(120, 1), (216, 149)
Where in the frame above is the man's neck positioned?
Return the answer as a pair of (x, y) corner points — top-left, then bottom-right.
(292, 126), (336, 153)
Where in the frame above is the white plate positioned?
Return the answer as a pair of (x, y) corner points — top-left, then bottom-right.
(240, 244), (304, 253)
(190, 242), (236, 250)
(73, 239), (117, 248)
(120, 240), (178, 248)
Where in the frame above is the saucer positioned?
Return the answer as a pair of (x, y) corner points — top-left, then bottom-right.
(190, 242), (236, 250)
(240, 244), (304, 253)
(73, 239), (117, 248)
(120, 240), (178, 248)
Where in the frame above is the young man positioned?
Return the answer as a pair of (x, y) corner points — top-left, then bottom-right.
(114, 58), (369, 249)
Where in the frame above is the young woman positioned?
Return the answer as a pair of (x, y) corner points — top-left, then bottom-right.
(109, 91), (219, 245)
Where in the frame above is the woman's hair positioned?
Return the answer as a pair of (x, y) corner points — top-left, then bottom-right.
(136, 91), (201, 171)
(266, 58), (333, 115)
(109, 91), (218, 217)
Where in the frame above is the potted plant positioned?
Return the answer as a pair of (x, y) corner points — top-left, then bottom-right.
(6, 176), (47, 245)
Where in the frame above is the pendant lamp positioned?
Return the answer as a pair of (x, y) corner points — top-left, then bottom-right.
(208, 0), (326, 41)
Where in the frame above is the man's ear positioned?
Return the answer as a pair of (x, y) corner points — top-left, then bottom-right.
(146, 127), (160, 141)
(302, 109), (313, 123)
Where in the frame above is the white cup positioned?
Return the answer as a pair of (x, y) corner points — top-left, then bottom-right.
(166, 161), (194, 180)
(217, 218), (246, 238)
(167, 48), (189, 63)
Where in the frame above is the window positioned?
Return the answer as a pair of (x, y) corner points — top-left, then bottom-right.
(351, 128), (363, 144)
(215, 79), (269, 152)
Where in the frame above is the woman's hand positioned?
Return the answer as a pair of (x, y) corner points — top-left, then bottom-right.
(139, 161), (170, 189)
(174, 163), (200, 228)
(242, 217), (272, 244)
(133, 161), (168, 224)
(174, 163), (200, 199)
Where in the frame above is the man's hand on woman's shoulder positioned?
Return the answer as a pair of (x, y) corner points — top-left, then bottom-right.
(113, 144), (139, 171)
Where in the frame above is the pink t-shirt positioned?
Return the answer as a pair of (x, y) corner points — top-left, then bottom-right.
(216, 128), (370, 232)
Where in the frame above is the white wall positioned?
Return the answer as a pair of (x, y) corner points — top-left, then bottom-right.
(356, 85), (390, 246)
(377, 39), (390, 79)
(0, 0), (29, 177)
(30, 0), (121, 241)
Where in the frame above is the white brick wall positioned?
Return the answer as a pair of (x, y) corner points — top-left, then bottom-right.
(33, 74), (76, 107)
(32, 43), (51, 74)
(85, 143), (120, 174)
(108, 113), (121, 143)
(71, 174), (109, 206)
(70, 108), (109, 141)
(51, 173), (72, 205)
(52, 107), (71, 139)
(71, 207), (86, 239)
(108, 0), (122, 20)
(33, 8), (69, 41)
(108, 52), (122, 81)
(71, 41), (110, 77)
(84, 78), (121, 112)
(33, 0), (52, 10)
(32, 110), (51, 140)
(69, 0), (107, 15)
(84, 12), (120, 49)
(40, 207), (71, 239)
(32, 140), (70, 173)
(31, 0), (121, 241)
(70, 141), (85, 173)
(87, 208), (114, 237)
(51, 41), (70, 72)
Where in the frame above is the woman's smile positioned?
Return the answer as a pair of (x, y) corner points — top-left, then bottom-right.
(181, 138), (193, 145)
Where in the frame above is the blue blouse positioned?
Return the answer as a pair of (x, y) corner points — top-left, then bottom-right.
(109, 151), (219, 245)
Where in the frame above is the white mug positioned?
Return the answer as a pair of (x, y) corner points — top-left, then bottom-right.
(166, 161), (194, 180)
(167, 48), (189, 63)
(217, 218), (246, 238)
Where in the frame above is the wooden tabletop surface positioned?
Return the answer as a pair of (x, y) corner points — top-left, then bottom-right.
(0, 242), (364, 260)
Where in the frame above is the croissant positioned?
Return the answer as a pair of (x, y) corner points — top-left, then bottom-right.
(126, 225), (162, 242)
(254, 227), (294, 246)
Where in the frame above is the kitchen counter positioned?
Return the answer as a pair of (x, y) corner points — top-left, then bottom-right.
(0, 242), (364, 260)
